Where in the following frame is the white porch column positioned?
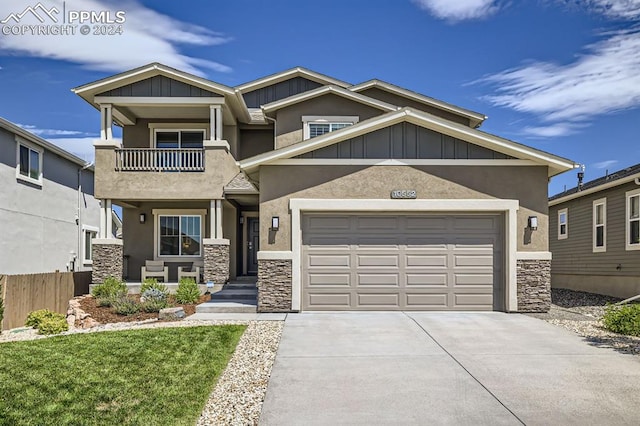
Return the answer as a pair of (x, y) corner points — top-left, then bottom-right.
(99, 200), (107, 238)
(100, 104), (113, 140)
(105, 199), (113, 238)
(210, 105), (222, 141)
(215, 199), (223, 238)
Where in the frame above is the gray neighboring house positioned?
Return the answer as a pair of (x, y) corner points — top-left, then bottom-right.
(549, 164), (640, 298)
(0, 117), (101, 275)
(73, 63), (576, 313)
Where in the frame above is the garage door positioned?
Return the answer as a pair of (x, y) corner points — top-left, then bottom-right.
(302, 214), (504, 311)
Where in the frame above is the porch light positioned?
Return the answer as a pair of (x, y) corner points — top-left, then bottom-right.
(139, 213), (146, 224)
(271, 216), (279, 230)
(528, 216), (538, 231)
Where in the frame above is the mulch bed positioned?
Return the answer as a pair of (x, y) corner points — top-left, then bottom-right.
(79, 294), (211, 325)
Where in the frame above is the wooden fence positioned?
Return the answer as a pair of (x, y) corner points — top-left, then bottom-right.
(0, 271), (91, 331)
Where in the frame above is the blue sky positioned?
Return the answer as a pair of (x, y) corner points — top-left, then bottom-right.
(1, 0), (639, 196)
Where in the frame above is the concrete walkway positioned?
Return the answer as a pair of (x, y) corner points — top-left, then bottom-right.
(260, 312), (640, 425)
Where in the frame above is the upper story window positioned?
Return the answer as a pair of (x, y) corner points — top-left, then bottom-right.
(627, 188), (640, 251)
(558, 208), (568, 240)
(593, 198), (606, 253)
(16, 138), (43, 186)
(155, 130), (205, 149)
(302, 116), (359, 140)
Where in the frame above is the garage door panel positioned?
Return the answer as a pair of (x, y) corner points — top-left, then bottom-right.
(302, 214), (503, 311)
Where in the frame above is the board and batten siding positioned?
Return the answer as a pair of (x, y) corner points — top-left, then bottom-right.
(295, 123), (514, 160)
(243, 77), (323, 108)
(97, 75), (218, 97)
(550, 180), (640, 278)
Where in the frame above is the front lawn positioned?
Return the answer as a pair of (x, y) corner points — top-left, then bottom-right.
(0, 325), (246, 425)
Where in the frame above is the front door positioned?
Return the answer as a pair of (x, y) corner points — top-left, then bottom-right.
(247, 217), (259, 275)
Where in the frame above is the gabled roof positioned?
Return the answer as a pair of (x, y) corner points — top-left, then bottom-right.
(240, 107), (576, 177)
(549, 164), (640, 205)
(349, 79), (487, 128)
(0, 117), (93, 169)
(224, 172), (259, 194)
(235, 66), (351, 93)
(72, 62), (251, 124)
(261, 85), (398, 114)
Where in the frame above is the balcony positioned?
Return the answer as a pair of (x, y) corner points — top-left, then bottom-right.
(115, 148), (205, 172)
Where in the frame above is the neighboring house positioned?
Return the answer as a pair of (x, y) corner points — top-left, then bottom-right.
(0, 117), (101, 275)
(549, 165), (640, 299)
(73, 63), (576, 312)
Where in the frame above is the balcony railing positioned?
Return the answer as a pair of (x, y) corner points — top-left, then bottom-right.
(115, 148), (205, 172)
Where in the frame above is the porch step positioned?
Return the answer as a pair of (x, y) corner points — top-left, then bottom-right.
(224, 282), (257, 290)
(196, 299), (257, 314)
(211, 288), (257, 300)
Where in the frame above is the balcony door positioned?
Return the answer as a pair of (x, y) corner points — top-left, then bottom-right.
(155, 130), (205, 171)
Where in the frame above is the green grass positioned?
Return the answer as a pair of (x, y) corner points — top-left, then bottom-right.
(0, 325), (246, 425)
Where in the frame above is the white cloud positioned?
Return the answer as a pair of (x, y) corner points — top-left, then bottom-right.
(593, 159), (619, 169)
(478, 27), (640, 136)
(47, 137), (120, 162)
(522, 123), (587, 137)
(581, 0), (640, 20)
(17, 123), (89, 136)
(0, 0), (231, 75)
(412, 0), (500, 21)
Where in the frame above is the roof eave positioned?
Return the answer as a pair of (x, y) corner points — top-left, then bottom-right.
(549, 173), (640, 206)
(235, 67), (352, 93)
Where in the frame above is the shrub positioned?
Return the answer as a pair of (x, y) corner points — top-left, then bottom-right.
(140, 278), (168, 295)
(112, 296), (140, 316)
(175, 278), (200, 304)
(26, 309), (61, 328)
(141, 288), (168, 301)
(141, 298), (169, 313)
(602, 304), (640, 336)
(37, 316), (69, 335)
(96, 297), (114, 308)
(92, 276), (127, 301)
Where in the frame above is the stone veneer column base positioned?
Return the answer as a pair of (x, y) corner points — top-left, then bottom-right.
(517, 259), (551, 312)
(257, 259), (292, 312)
(203, 239), (230, 285)
(92, 239), (123, 284)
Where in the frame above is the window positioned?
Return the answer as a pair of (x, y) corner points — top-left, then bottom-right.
(593, 198), (606, 252)
(558, 208), (568, 239)
(159, 215), (202, 256)
(302, 116), (359, 140)
(154, 130), (205, 149)
(627, 189), (640, 251)
(16, 139), (43, 185)
(82, 226), (98, 264)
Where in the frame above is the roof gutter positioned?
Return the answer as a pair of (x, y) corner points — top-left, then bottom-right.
(549, 172), (640, 206)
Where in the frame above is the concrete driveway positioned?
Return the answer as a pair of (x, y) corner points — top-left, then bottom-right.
(260, 312), (640, 425)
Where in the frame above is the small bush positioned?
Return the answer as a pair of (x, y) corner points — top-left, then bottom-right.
(96, 297), (114, 308)
(175, 278), (200, 304)
(112, 296), (140, 316)
(141, 288), (168, 302)
(140, 278), (168, 295)
(141, 298), (169, 313)
(25, 309), (60, 328)
(602, 303), (640, 336)
(37, 316), (69, 335)
(92, 276), (127, 300)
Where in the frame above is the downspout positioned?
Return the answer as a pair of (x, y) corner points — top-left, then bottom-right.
(264, 114), (277, 150)
(635, 177), (640, 185)
(77, 162), (93, 271)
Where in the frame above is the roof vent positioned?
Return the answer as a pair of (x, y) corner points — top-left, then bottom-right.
(577, 165), (585, 191)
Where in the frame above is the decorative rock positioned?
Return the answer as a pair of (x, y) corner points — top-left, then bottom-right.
(159, 307), (186, 321)
(82, 318), (99, 329)
(257, 259), (292, 312)
(517, 259), (551, 312)
(66, 315), (76, 328)
(92, 242), (123, 284)
(204, 242), (230, 284)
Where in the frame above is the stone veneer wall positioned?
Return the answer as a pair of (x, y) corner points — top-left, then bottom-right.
(257, 259), (292, 312)
(203, 242), (229, 285)
(517, 259), (551, 312)
(92, 243), (123, 284)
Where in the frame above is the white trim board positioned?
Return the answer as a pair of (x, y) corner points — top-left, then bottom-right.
(550, 173), (640, 206)
(516, 252), (552, 260)
(288, 198), (520, 313)
(235, 66), (351, 92)
(270, 159), (539, 167)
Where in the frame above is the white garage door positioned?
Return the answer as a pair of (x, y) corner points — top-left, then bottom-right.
(302, 214), (504, 311)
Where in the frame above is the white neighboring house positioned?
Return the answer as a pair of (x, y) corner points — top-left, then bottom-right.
(0, 117), (103, 275)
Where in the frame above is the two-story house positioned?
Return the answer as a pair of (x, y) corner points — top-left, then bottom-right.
(549, 165), (640, 299)
(0, 117), (101, 275)
(73, 63), (576, 313)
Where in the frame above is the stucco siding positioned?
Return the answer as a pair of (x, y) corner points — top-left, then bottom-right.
(359, 87), (472, 126)
(97, 75), (218, 97)
(550, 182), (640, 278)
(0, 128), (100, 275)
(274, 94), (384, 148)
(259, 165), (548, 252)
(295, 123), (513, 159)
(243, 77), (323, 108)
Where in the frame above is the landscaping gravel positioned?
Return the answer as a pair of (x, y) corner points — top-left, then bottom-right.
(527, 288), (640, 355)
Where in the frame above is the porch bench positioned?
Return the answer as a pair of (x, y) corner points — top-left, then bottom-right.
(141, 260), (169, 282)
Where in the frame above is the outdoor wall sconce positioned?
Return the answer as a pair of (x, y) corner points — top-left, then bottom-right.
(271, 216), (279, 230)
(139, 213), (146, 224)
(528, 216), (538, 231)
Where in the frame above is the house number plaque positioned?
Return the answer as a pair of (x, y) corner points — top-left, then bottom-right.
(390, 190), (417, 199)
